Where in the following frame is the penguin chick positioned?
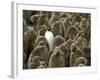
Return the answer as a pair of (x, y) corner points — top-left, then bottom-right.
(37, 14), (50, 31)
(38, 25), (47, 36)
(31, 43), (49, 65)
(59, 39), (73, 67)
(51, 21), (63, 37)
(68, 26), (79, 40)
(62, 17), (72, 40)
(23, 29), (37, 62)
(70, 44), (84, 67)
(31, 14), (40, 31)
(23, 52), (27, 69)
(34, 36), (49, 51)
(72, 13), (82, 25)
(54, 35), (65, 47)
(28, 56), (42, 69)
(73, 57), (88, 67)
(31, 14), (40, 24)
(83, 47), (91, 66)
(74, 32), (88, 50)
(49, 47), (65, 68)
(79, 18), (89, 32)
(49, 12), (60, 26)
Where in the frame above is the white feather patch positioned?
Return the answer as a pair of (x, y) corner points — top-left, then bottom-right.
(45, 31), (55, 51)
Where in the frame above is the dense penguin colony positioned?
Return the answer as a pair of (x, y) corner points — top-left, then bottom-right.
(23, 10), (91, 69)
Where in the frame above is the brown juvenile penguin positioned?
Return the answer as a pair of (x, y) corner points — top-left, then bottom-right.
(23, 10), (33, 25)
(49, 12), (60, 26)
(54, 35), (65, 47)
(34, 36), (49, 51)
(28, 56), (43, 69)
(70, 44), (84, 67)
(59, 39), (73, 67)
(23, 29), (37, 62)
(37, 25), (47, 36)
(83, 21), (91, 45)
(79, 18), (89, 32)
(62, 17), (72, 40)
(31, 14), (40, 31)
(23, 52), (27, 69)
(74, 32), (88, 50)
(72, 13), (82, 25)
(67, 26), (79, 40)
(49, 47), (65, 68)
(73, 57), (88, 67)
(37, 14), (50, 31)
(51, 21), (63, 37)
(29, 42), (49, 65)
(83, 47), (91, 66)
